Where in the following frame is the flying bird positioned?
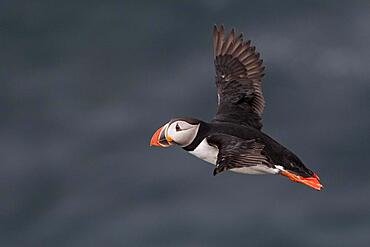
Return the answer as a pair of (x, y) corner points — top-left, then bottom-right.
(150, 25), (323, 190)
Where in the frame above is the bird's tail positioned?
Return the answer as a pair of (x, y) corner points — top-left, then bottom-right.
(280, 170), (323, 191)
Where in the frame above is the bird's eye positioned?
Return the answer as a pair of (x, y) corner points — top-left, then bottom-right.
(175, 123), (182, 131)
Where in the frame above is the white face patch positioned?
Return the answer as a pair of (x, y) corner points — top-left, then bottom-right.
(167, 121), (200, 147)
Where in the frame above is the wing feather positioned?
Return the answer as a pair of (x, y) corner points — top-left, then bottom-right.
(207, 134), (273, 175)
(212, 25), (265, 129)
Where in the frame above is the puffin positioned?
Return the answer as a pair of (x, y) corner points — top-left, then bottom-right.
(150, 25), (323, 191)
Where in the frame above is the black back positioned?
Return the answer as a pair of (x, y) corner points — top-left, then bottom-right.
(184, 121), (314, 178)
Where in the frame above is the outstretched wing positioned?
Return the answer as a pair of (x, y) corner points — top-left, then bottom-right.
(207, 134), (273, 175)
(212, 25), (265, 129)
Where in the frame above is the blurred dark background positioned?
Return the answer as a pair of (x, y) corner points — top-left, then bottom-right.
(1, 1), (370, 246)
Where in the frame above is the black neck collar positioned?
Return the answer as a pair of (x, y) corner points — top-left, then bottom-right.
(182, 121), (210, 151)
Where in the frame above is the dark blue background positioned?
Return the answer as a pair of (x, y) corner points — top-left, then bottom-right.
(1, 1), (370, 246)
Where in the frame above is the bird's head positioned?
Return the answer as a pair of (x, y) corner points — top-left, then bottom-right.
(150, 118), (201, 147)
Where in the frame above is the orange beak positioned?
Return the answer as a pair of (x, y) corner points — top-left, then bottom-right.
(150, 124), (171, 147)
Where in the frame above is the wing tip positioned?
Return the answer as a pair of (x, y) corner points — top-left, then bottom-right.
(213, 24), (218, 33)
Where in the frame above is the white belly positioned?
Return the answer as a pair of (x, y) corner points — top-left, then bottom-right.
(230, 166), (279, 175)
(188, 138), (279, 175)
(189, 139), (218, 165)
